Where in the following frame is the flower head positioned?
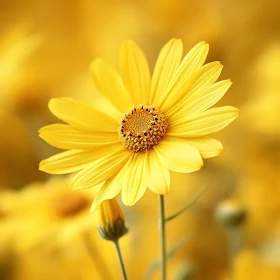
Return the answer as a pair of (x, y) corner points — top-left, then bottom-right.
(95, 199), (128, 241)
(39, 39), (239, 209)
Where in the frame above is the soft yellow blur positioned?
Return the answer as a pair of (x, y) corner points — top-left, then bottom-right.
(0, 0), (279, 279)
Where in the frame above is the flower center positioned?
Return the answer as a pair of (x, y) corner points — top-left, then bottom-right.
(119, 105), (168, 153)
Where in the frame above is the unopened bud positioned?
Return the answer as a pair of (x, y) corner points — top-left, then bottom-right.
(215, 198), (247, 227)
(173, 260), (197, 280)
(95, 199), (128, 241)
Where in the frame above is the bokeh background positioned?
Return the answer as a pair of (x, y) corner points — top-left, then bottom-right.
(0, 0), (279, 279)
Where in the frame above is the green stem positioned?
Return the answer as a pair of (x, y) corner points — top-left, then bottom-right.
(227, 227), (241, 277)
(114, 240), (128, 280)
(159, 195), (167, 280)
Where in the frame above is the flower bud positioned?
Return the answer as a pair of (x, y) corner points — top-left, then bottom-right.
(215, 198), (247, 227)
(173, 260), (197, 280)
(95, 199), (128, 241)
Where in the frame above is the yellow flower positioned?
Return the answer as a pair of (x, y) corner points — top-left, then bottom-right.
(0, 177), (117, 280)
(95, 199), (128, 241)
(39, 39), (239, 208)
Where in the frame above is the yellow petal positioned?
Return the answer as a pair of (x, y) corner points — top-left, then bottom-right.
(71, 148), (130, 190)
(39, 142), (123, 174)
(154, 138), (203, 173)
(170, 80), (232, 121)
(90, 154), (135, 210)
(49, 97), (118, 132)
(184, 61), (223, 94)
(119, 40), (151, 105)
(160, 42), (209, 111)
(166, 136), (223, 159)
(150, 39), (183, 105)
(166, 61), (224, 116)
(169, 106), (239, 137)
(90, 58), (132, 113)
(39, 150), (99, 174)
(146, 150), (170, 194)
(39, 124), (119, 150)
(121, 153), (147, 206)
(90, 182), (122, 213)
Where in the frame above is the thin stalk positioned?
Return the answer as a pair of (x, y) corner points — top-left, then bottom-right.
(159, 195), (167, 280)
(227, 227), (241, 277)
(114, 240), (128, 280)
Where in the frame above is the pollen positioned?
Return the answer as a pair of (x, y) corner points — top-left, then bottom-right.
(119, 105), (168, 153)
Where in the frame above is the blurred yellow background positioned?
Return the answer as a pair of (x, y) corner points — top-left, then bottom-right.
(0, 0), (279, 279)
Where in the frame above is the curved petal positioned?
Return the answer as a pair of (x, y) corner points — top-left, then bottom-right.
(166, 61), (224, 116)
(39, 142), (124, 174)
(166, 136), (223, 159)
(151, 39), (183, 105)
(183, 61), (223, 94)
(119, 40), (151, 105)
(146, 149), (170, 194)
(90, 181), (122, 212)
(168, 106), (239, 137)
(39, 150), (100, 174)
(39, 124), (119, 150)
(49, 98), (118, 132)
(121, 153), (147, 206)
(154, 138), (203, 173)
(170, 80), (232, 122)
(160, 42), (209, 111)
(90, 58), (132, 113)
(89, 94), (122, 121)
(90, 153), (135, 210)
(71, 148), (131, 190)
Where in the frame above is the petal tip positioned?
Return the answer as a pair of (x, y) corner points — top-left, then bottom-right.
(70, 179), (85, 191)
(195, 154), (204, 170)
(223, 79), (233, 88)
(121, 193), (137, 207)
(171, 38), (182, 43)
(233, 107), (240, 115)
(48, 97), (71, 113)
(121, 39), (136, 49)
(90, 201), (99, 213)
(71, 185), (81, 191)
(48, 98), (56, 110)
(38, 161), (47, 172)
(215, 145), (224, 157)
(122, 200), (134, 207)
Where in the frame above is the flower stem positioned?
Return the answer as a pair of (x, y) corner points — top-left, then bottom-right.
(114, 240), (128, 280)
(227, 227), (241, 277)
(159, 195), (167, 280)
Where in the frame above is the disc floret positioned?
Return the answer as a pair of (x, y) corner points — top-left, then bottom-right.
(119, 105), (168, 153)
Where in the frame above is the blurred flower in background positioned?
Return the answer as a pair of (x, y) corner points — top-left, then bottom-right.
(0, 0), (279, 279)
